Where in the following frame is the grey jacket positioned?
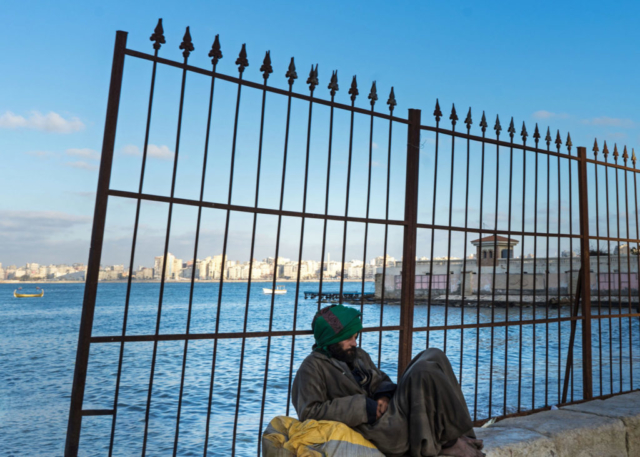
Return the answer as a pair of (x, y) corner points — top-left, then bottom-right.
(292, 348), (395, 428)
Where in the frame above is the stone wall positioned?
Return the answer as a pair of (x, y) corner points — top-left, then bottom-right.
(475, 391), (640, 457)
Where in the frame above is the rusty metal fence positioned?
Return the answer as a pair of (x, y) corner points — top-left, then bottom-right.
(65, 21), (640, 456)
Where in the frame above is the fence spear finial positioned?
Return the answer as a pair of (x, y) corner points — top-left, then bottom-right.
(368, 81), (378, 107)
(632, 148), (637, 167)
(260, 51), (273, 80)
(179, 26), (194, 59)
(494, 115), (502, 136)
(208, 34), (222, 66)
(555, 130), (562, 150)
(450, 104), (458, 127)
(508, 117), (516, 139)
(521, 121), (528, 143)
(613, 143), (619, 162)
(603, 140), (609, 160)
(623, 145), (629, 164)
(464, 108), (472, 130)
(236, 44), (249, 74)
(328, 70), (339, 97)
(387, 87), (397, 113)
(566, 132), (572, 153)
(307, 64), (319, 92)
(545, 127), (552, 148)
(480, 111), (488, 134)
(348, 75), (358, 102)
(150, 18), (166, 51)
(285, 57), (297, 86)
(593, 138), (599, 157)
(434, 99), (442, 123)
(533, 123), (541, 145)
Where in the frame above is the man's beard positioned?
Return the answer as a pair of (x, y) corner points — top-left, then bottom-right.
(328, 343), (357, 366)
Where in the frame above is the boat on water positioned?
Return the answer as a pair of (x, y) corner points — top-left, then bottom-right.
(263, 285), (287, 295)
(14, 287), (44, 298)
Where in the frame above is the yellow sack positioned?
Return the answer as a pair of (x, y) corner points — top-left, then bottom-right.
(262, 416), (384, 457)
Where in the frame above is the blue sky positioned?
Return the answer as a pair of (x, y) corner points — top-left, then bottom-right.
(2, 0), (640, 268)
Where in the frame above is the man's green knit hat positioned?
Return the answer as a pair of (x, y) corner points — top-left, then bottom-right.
(312, 304), (362, 355)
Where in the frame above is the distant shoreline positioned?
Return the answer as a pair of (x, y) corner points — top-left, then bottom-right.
(0, 279), (374, 285)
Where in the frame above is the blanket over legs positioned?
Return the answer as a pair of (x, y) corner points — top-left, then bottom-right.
(292, 347), (474, 456)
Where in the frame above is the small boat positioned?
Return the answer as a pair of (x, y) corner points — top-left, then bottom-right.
(14, 287), (44, 298)
(263, 285), (287, 295)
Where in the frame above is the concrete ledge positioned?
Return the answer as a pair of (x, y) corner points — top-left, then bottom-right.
(474, 391), (640, 456)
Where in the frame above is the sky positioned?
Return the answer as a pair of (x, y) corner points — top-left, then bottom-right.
(2, 0), (640, 269)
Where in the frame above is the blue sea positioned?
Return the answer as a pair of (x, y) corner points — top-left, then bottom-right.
(1, 281), (638, 456)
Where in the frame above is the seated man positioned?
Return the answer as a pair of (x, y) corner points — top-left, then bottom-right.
(292, 305), (484, 457)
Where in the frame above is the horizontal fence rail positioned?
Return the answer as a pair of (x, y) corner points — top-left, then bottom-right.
(65, 21), (640, 456)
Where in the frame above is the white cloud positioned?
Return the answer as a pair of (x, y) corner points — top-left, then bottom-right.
(0, 210), (91, 231)
(66, 161), (98, 171)
(582, 117), (634, 128)
(66, 148), (100, 160)
(532, 110), (570, 120)
(24, 150), (57, 159)
(372, 142), (379, 149)
(148, 144), (174, 160)
(0, 110), (85, 133)
(122, 144), (140, 156)
(0, 210), (92, 266)
(121, 143), (174, 160)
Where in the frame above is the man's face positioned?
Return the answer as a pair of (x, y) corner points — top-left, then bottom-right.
(328, 333), (358, 365)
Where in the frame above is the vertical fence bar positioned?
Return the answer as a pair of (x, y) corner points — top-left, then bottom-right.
(503, 121), (515, 416)
(425, 103), (441, 349)
(604, 143), (614, 394)
(203, 45), (248, 456)
(141, 31), (193, 455)
(109, 25), (163, 455)
(65, 30), (127, 457)
(317, 72), (334, 310)
(172, 39), (221, 457)
(338, 77), (358, 301)
(443, 105), (458, 353)
(458, 109), (472, 386)
(473, 115), (488, 421)
(488, 118), (501, 418)
(614, 149), (624, 392)
(377, 90), (396, 369)
(230, 53), (270, 456)
(593, 142), (604, 397)
(622, 151), (633, 391)
(531, 127), (540, 411)
(577, 146), (593, 400)
(398, 108), (420, 376)
(567, 138), (575, 401)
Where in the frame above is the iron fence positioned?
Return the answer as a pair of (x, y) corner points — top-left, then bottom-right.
(65, 21), (640, 456)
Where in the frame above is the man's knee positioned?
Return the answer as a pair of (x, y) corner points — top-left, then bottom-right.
(416, 347), (449, 366)
(405, 349), (448, 377)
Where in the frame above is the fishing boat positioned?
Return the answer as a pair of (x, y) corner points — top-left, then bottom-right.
(263, 285), (287, 295)
(13, 287), (44, 298)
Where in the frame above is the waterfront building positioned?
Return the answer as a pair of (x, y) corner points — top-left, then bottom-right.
(375, 237), (640, 301)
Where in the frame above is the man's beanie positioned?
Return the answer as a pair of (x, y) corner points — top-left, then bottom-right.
(311, 304), (362, 355)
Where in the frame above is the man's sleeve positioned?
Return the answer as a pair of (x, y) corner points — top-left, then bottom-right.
(292, 361), (370, 427)
(373, 381), (397, 400)
(359, 349), (397, 400)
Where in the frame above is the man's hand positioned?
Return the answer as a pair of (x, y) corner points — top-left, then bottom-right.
(376, 396), (390, 419)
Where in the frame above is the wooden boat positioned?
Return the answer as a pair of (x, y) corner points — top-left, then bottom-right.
(13, 287), (44, 298)
(263, 285), (287, 295)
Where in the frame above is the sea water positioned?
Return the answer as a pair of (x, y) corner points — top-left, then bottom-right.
(1, 282), (638, 456)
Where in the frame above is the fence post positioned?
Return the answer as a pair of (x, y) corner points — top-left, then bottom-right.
(398, 109), (421, 377)
(65, 30), (128, 456)
(577, 146), (593, 400)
